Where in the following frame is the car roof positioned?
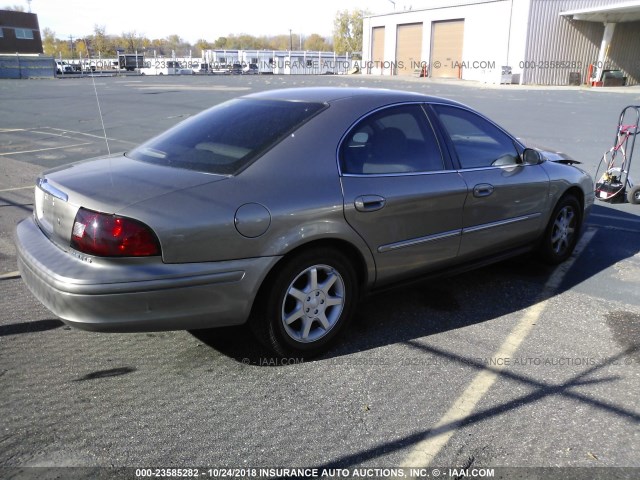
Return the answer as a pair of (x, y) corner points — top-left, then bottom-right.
(245, 87), (466, 108)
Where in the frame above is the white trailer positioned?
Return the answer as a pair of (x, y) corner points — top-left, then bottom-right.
(139, 60), (182, 75)
(204, 49), (353, 75)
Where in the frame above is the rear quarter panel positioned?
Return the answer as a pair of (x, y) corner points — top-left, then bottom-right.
(118, 98), (383, 284)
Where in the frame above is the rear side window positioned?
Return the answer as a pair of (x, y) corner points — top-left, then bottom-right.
(432, 104), (519, 169)
(340, 104), (444, 175)
(128, 98), (326, 175)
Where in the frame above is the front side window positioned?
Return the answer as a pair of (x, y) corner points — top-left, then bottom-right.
(0, 28), (4, 38)
(340, 104), (444, 174)
(128, 98), (325, 175)
(432, 105), (519, 169)
(15, 28), (34, 40)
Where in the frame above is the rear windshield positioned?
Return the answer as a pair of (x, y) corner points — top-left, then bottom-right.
(127, 98), (326, 175)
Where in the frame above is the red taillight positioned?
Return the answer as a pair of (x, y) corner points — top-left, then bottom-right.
(70, 208), (161, 257)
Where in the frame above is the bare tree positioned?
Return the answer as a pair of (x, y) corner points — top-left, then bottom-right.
(121, 30), (144, 52)
(91, 25), (114, 57)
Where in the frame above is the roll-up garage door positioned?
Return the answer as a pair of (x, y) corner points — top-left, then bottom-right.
(395, 23), (422, 76)
(371, 26), (385, 66)
(431, 20), (464, 79)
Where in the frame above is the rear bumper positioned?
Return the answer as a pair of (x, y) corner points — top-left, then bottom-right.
(15, 217), (280, 332)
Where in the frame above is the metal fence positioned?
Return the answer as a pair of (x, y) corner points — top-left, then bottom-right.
(0, 55), (54, 79)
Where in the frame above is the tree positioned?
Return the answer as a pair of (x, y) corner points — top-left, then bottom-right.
(333, 9), (368, 54)
(164, 34), (190, 56)
(267, 34), (290, 51)
(195, 38), (211, 56)
(42, 28), (57, 56)
(304, 33), (332, 52)
(91, 25), (114, 57)
(57, 41), (71, 59)
(3, 5), (25, 11)
(75, 39), (88, 57)
(212, 36), (228, 49)
(237, 34), (260, 49)
(146, 38), (166, 56)
(121, 30), (144, 52)
(40, 28), (72, 59)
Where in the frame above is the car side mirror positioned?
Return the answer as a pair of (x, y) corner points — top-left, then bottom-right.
(522, 148), (543, 165)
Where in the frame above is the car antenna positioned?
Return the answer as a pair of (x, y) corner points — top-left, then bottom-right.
(90, 71), (111, 155)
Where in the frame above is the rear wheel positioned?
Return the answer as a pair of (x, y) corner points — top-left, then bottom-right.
(628, 185), (640, 205)
(251, 248), (358, 357)
(538, 194), (582, 264)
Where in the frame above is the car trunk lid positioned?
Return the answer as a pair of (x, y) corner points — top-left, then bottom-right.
(34, 154), (227, 252)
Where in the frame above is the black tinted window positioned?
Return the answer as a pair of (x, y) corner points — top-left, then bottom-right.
(341, 104), (443, 174)
(433, 105), (519, 169)
(128, 98), (325, 175)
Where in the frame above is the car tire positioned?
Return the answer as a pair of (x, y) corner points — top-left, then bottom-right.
(251, 248), (358, 357)
(538, 194), (582, 265)
(627, 185), (640, 205)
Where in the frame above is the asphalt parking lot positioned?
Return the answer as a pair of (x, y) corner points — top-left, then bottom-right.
(1, 75), (639, 479)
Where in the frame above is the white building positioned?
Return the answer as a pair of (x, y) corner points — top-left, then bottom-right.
(361, 0), (640, 86)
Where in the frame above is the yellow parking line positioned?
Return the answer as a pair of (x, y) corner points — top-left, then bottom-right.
(400, 228), (597, 469)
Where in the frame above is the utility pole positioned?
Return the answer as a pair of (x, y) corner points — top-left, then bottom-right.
(69, 35), (74, 58)
(289, 29), (293, 51)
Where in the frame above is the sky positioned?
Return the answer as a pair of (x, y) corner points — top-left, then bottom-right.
(24, 0), (437, 44)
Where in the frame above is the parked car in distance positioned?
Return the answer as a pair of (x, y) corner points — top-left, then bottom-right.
(55, 61), (73, 74)
(192, 62), (209, 74)
(16, 88), (594, 357)
(243, 63), (259, 74)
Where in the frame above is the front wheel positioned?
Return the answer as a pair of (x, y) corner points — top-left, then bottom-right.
(251, 248), (359, 357)
(538, 195), (582, 264)
(628, 185), (640, 205)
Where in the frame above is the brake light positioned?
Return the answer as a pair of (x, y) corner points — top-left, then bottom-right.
(70, 208), (161, 257)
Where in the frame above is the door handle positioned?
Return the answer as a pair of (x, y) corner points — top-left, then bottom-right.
(354, 195), (386, 212)
(473, 183), (494, 198)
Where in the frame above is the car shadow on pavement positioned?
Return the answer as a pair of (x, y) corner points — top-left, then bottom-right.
(0, 318), (64, 336)
(190, 325), (278, 363)
(309, 203), (640, 468)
